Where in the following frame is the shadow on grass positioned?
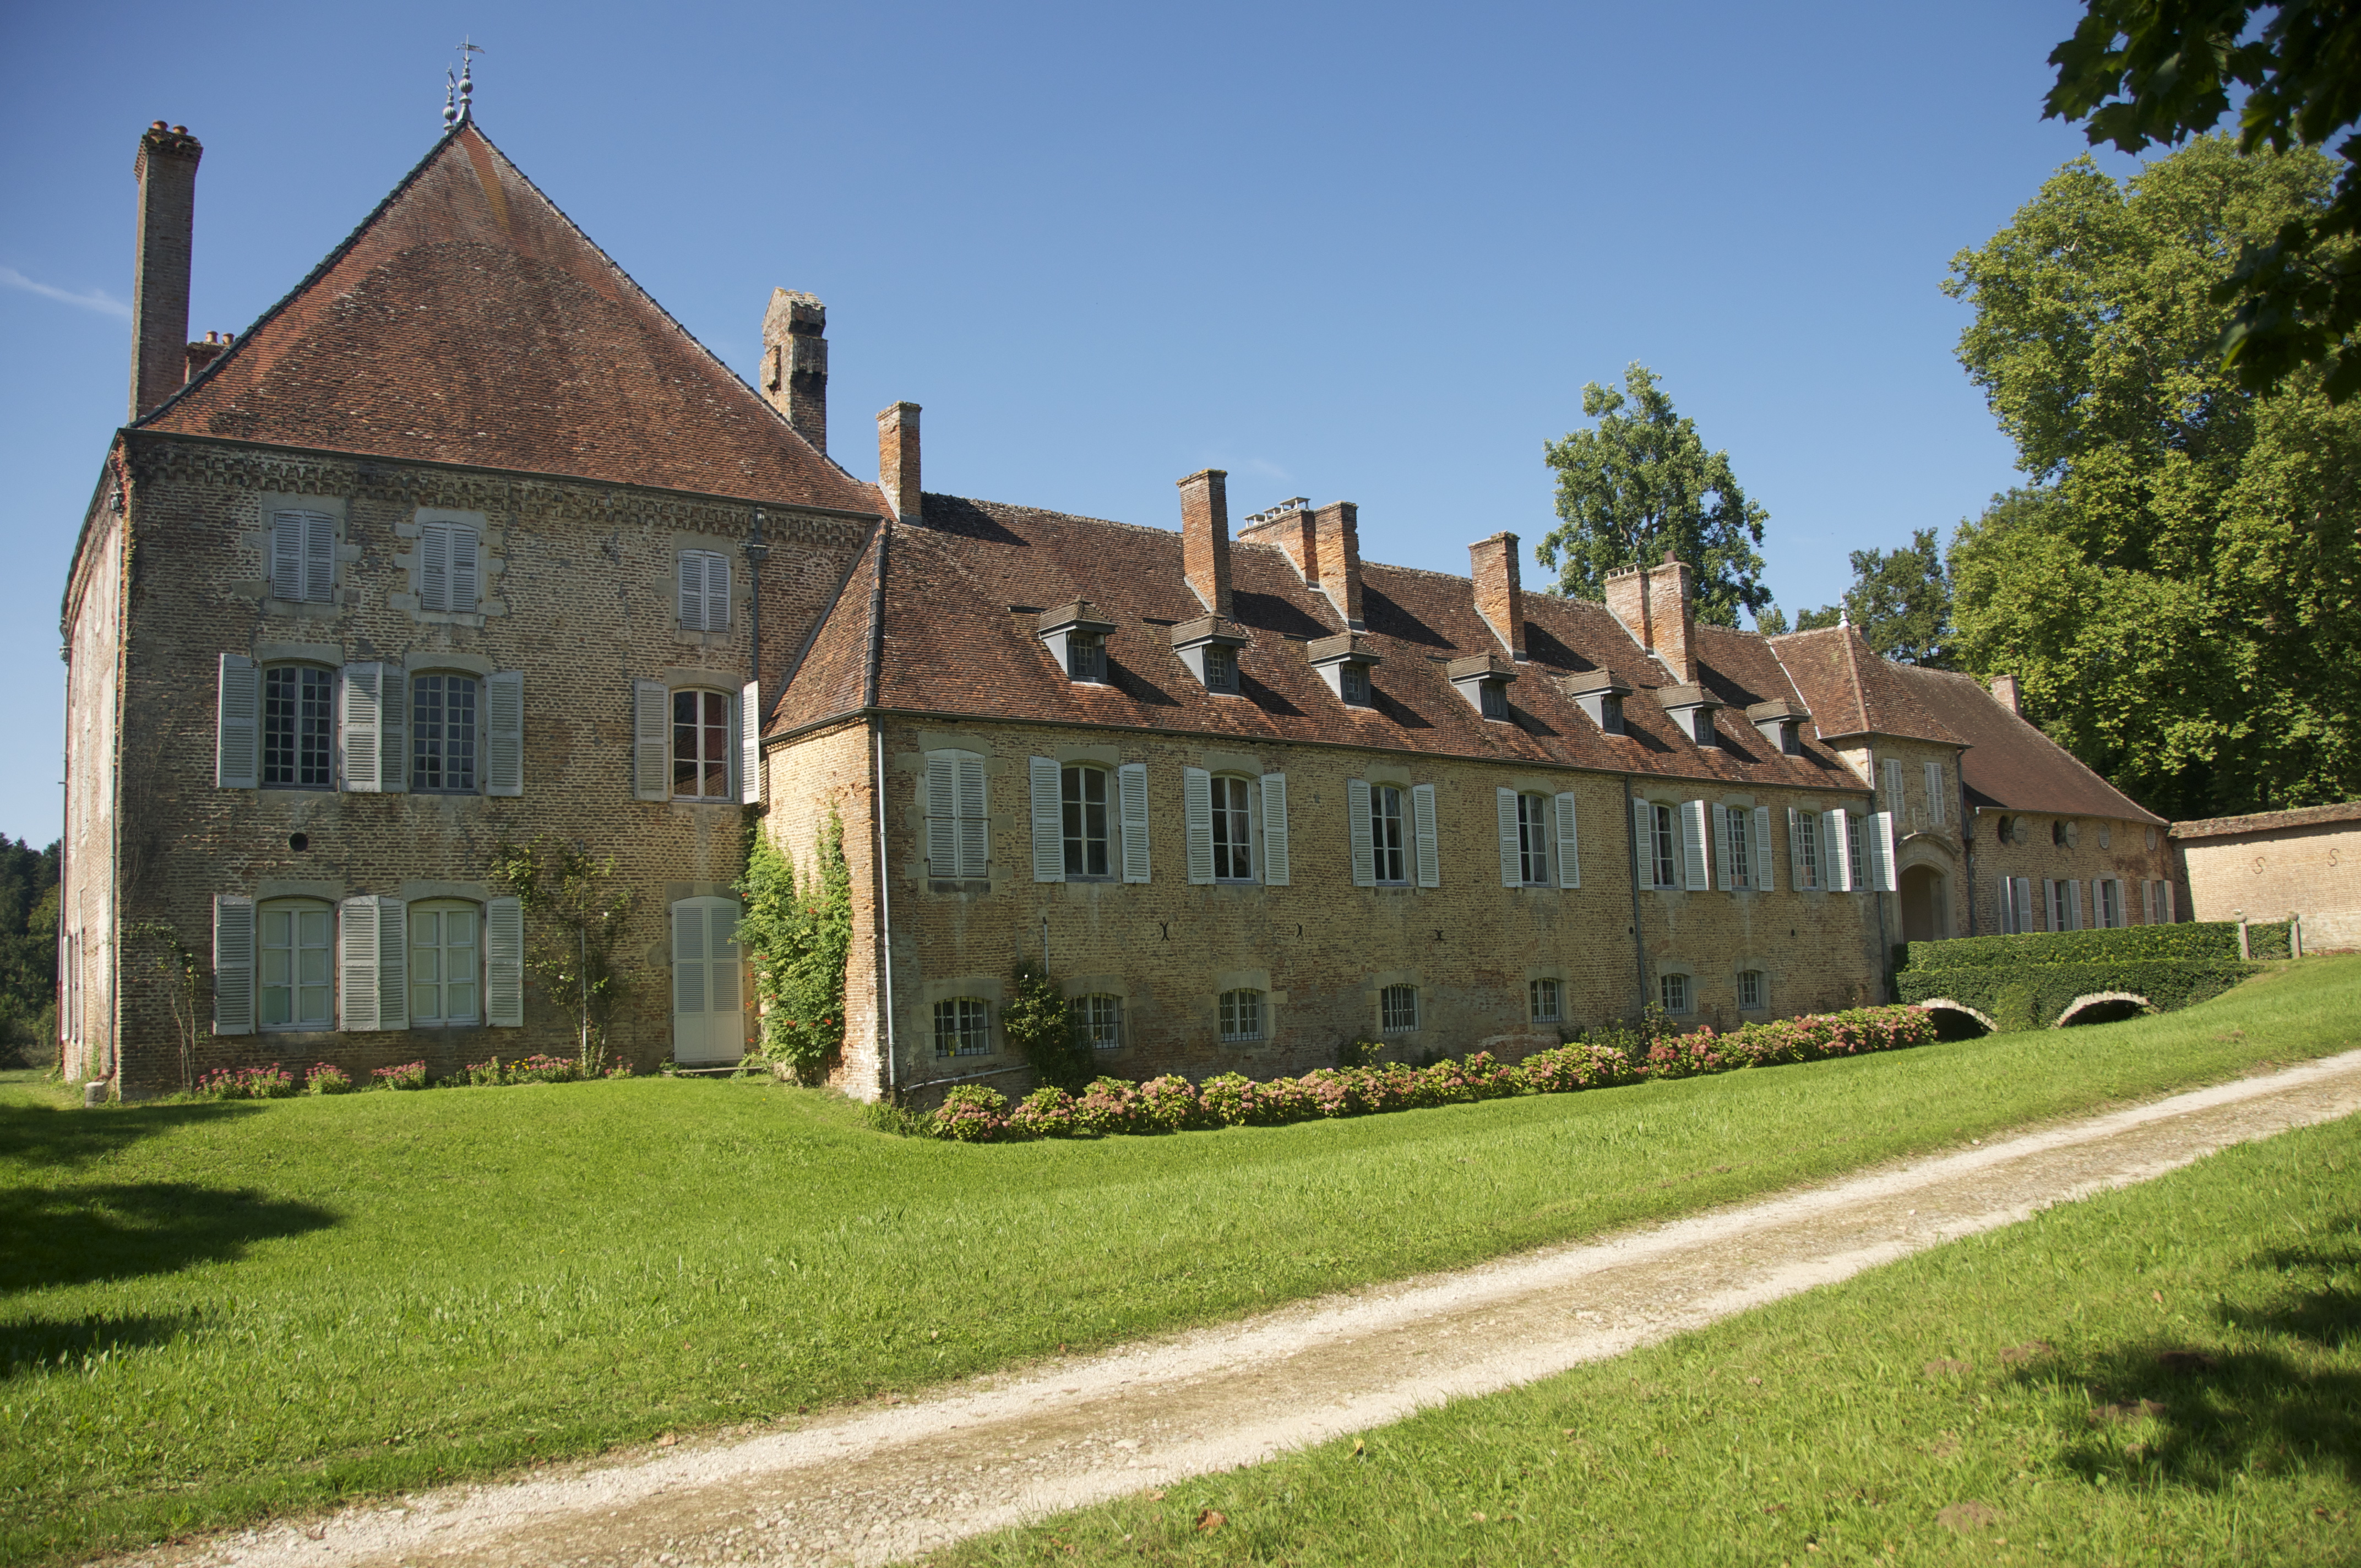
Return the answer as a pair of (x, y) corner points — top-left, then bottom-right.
(1, 1311), (190, 1378)
(0, 1098), (267, 1169)
(0, 1182), (337, 1295)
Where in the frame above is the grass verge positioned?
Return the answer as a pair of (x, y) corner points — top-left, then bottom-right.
(2, 956), (2355, 1564)
(943, 1102), (2361, 1566)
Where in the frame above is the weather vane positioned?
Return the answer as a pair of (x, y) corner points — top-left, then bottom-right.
(443, 37), (485, 128)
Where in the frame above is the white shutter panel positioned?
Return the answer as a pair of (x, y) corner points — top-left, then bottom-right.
(1031, 756), (1066, 883)
(1119, 762), (1151, 884)
(633, 680), (671, 801)
(2162, 881), (2175, 923)
(738, 681), (762, 804)
(955, 753), (989, 880)
(449, 526), (479, 612)
(1412, 783), (1440, 888)
(339, 663), (382, 792)
(1348, 778), (1375, 888)
(1678, 800), (1710, 890)
(1183, 766), (1215, 885)
(710, 904), (742, 1015)
(1260, 774), (1290, 886)
(1825, 809), (1852, 891)
(677, 554), (703, 631)
(375, 897), (409, 1030)
(2069, 880), (2085, 931)
(1713, 804), (1736, 891)
(486, 670), (524, 797)
(1787, 807), (1804, 890)
(1554, 791), (1581, 889)
(419, 522), (450, 613)
(1753, 805), (1776, 891)
(338, 896), (379, 1031)
(212, 895), (255, 1036)
(926, 753), (957, 876)
(271, 511), (303, 600)
(486, 896), (525, 1027)
(2014, 877), (2036, 934)
(1497, 788), (1522, 888)
(2145, 879), (2161, 925)
(2041, 879), (2057, 931)
(1998, 877), (2015, 934)
(1925, 762), (1945, 825)
(216, 654), (260, 789)
(708, 553), (732, 632)
(1883, 758), (1904, 811)
(380, 666), (408, 794)
(1636, 798), (1659, 889)
(673, 901), (707, 1016)
(303, 510), (335, 604)
(1870, 811), (1898, 891)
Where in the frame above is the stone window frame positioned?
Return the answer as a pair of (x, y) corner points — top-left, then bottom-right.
(1658, 971), (1693, 1015)
(933, 997), (994, 1059)
(257, 897), (337, 1032)
(1060, 762), (1117, 881)
(1209, 771), (1257, 883)
(1737, 967), (1768, 1012)
(1218, 988), (1264, 1043)
(261, 661), (338, 791)
(1072, 993), (1124, 1051)
(1529, 976), (1562, 1025)
(1513, 791), (1552, 886)
(408, 897), (484, 1028)
(1380, 983), (1420, 1033)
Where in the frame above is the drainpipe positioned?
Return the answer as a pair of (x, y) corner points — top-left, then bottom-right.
(872, 719), (897, 1103)
(1624, 774), (1646, 1020)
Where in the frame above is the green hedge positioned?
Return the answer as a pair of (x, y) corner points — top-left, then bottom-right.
(1900, 921), (2291, 971)
(1896, 959), (2258, 1032)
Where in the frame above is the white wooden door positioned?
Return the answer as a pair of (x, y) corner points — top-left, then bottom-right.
(671, 897), (745, 1064)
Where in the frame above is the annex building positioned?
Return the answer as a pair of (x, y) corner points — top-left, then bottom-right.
(60, 113), (2182, 1101)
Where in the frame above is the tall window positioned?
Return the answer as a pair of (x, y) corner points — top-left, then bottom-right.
(1529, 977), (1560, 1025)
(1219, 988), (1263, 1042)
(1067, 630), (1107, 682)
(1516, 793), (1550, 885)
(1062, 765), (1111, 878)
(1380, 983), (1419, 1032)
(673, 689), (732, 801)
(1203, 643), (1237, 694)
(1924, 761), (1946, 826)
(1660, 972), (1690, 1014)
(924, 750), (990, 881)
(1340, 665), (1372, 706)
(1651, 803), (1678, 889)
(1211, 776), (1254, 881)
(262, 666), (334, 788)
(409, 900), (480, 1026)
(933, 997), (992, 1058)
(1727, 806), (1753, 889)
(258, 899), (333, 1030)
(1073, 993), (1123, 1051)
(1847, 815), (1867, 888)
(411, 673), (478, 792)
(1370, 786), (1407, 884)
(1798, 810), (1821, 889)
(1738, 970), (1765, 1010)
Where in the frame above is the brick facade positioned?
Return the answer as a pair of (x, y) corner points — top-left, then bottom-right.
(2174, 802), (2361, 951)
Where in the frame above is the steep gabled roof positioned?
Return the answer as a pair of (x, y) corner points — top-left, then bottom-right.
(1769, 624), (1964, 747)
(137, 122), (880, 514)
(1884, 663), (2166, 825)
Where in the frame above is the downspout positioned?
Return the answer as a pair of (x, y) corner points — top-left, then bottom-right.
(865, 522), (897, 1103)
(744, 509), (768, 692)
(56, 639), (69, 1078)
(1624, 773), (1646, 1020)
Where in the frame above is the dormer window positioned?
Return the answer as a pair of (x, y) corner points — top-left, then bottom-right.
(1341, 665), (1371, 705)
(1171, 614), (1249, 695)
(1600, 694), (1625, 734)
(1746, 699), (1810, 756)
(1067, 630), (1106, 682)
(1446, 654), (1516, 722)
(1308, 631), (1381, 709)
(1559, 671), (1633, 736)
(1204, 644), (1236, 693)
(1657, 685), (1725, 750)
(1036, 601), (1119, 686)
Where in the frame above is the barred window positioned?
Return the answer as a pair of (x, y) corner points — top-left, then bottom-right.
(1218, 988), (1263, 1043)
(411, 673), (478, 792)
(1529, 977), (1560, 1024)
(933, 997), (992, 1058)
(1380, 983), (1419, 1033)
(1072, 993), (1123, 1050)
(262, 666), (334, 788)
(1660, 972), (1690, 1014)
(1738, 969), (1764, 1010)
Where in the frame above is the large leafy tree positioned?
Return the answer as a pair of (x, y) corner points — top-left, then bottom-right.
(2046, 1), (2361, 398)
(1945, 137), (2361, 818)
(1537, 364), (1772, 627)
(1792, 530), (1956, 666)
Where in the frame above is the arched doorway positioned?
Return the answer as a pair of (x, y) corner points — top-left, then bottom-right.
(1900, 864), (1949, 941)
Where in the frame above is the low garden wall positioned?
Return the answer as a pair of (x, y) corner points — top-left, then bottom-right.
(1895, 924), (2269, 1032)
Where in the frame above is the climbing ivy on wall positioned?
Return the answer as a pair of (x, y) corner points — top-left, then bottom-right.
(738, 809), (850, 1085)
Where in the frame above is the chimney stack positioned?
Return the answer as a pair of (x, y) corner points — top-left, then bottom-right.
(1468, 531), (1525, 658)
(184, 329), (230, 384)
(1237, 500), (1316, 582)
(1312, 501), (1365, 629)
(877, 402), (921, 522)
(762, 289), (828, 453)
(1645, 551), (1697, 684)
(1177, 470), (1233, 616)
(129, 122), (202, 422)
(1990, 673), (2022, 716)
(1603, 563), (1652, 651)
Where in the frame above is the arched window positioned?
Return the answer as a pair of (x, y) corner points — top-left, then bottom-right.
(262, 666), (335, 788)
(411, 673), (480, 792)
(258, 899), (334, 1030)
(673, 689), (734, 801)
(1218, 988), (1262, 1043)
(933, 997), (993, 1058)
(409, 900), (480, 1026)
(1210, 775), (1254, 881)
(1071, 993), (1123, 1051)
(1062, 764), (1112, 878)
(1380, 983), (1419, 1033)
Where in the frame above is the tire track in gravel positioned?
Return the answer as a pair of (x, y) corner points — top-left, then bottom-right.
(106, 1049), (2361, 1568)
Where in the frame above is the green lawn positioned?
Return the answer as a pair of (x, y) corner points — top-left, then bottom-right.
(943, 1094), (2361, 1567)
(1, 956), (2355, 1565)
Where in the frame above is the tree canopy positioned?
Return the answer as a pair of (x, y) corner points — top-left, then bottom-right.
(1537, 364), (1771, 627)
(1792, 530), (1956, 666)
(1945, 136), (2361, 818)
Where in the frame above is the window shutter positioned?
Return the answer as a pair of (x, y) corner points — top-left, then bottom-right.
(955, 753), (988, 879)
(1676, 800), (1707, 890)
(339, 663), (382, 792)
(1824, 809), (1851, 892)
(633, 679), (670, 801)
(1119, 762), (1151, 884)
(216, 654), (260, 789)
(212, 895), (255, 1036)
(1031, 756), (1065, 883)
(1868, 811), (1897, 891)
(673, 901), (706, 1015)
(374, 897), (409, 1030)
(1554, 791), (1581, 889)
(710, 903), (742, 1016)
(1753, 805), (1775, 891)
(1883, 758), (1904, 810)
(708, 553), (732, 632)
(735, 681), (760, 804)
(382, 667), (409, 793)
(1183, 766), (1215, 885)
(486, 895), (525, 1027)
(2040, 879), (2057, 931)
(1348, 778), (1375, 888)
(449, 526), (479, 612)
(1412, 783), (1440, 888)
(1924, 761), (1944, 825)
(1787, 807), (1804, 890)
(1638, 798), (1660, 889)
(302, 510), (335, 604)
(1260, 773), (1290, 886)
(926, 753), (957, 875)
(271, 511), (303, 600)
(2014, 877), (2035, 934)
(419, 522), (450, 613)
(1713, 804), (1736, 892)
(1998, 877), (2016, 935)
(485, 669), (524, 797)
(2068, 879), (2084, 931)
(2161, 881), (2174, 923)
(1496, 788), (1521, 888)
(677, 553), (704, 631)
(338, 896), (379, 1030)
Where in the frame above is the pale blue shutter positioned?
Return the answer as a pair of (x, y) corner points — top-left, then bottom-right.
(212, 895), (254, 1036)
(1031, 757), (1065, 883)
(216, 655), (259, 789)
(486, 670), (524, 797)
(1412, 783), (1439, 888)
(486, 896), (525, 1027)
(1553, 792), (1581, 889)
(1119, 762), (1151, 883)
(1260, 774), (1290, 886)
(1184, 767), (1215, 885)
(1348, 778), (1375, 888)
(1496, 788), (1521, 888)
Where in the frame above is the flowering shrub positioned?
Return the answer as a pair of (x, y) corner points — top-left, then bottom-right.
(371, 1060), (429, 1091)
(909, 1005), (1940, 1143)
(303, 1063), (353, 1096)
(193, 1064), (298, 1100)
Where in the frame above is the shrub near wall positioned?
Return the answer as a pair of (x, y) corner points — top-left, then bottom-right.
(1896, 923), (2264, 1031)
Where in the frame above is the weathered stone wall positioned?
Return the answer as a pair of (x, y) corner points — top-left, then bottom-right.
(2176, 807), (2361, 951)
(61, 478), (127, 1084)
(1832, 738), (1971, 941)
(758, 718), (883, 1092)
(1965, 807), (2177, 935)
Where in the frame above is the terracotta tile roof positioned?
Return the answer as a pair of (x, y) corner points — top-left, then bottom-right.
(137, 123), (880, 515)
(770, 493), (1870, 795)
(2170, 799), (2361, 840)
(1883, 663), (2167, 825)
(772, 527), (882, 733)
(1767, 625), (1965, 747)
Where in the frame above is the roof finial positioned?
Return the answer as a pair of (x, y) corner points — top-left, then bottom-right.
(443, 69), (458, 129)
(454, 37), (483, 125)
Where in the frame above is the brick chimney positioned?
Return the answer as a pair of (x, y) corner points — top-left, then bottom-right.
(762, 289), (828, 453)
(1646, 551), (1697, 684)
(1468, 531), (1525, 658)
(1177, 469), (1233, 616)
(1603, 563), (1652, 650)
(1313, 501), (1364, 629)
(184, 329), (230, 383)
(878, 402), (921, 522)
(129, 122), (202, 422)
(1990, 673), (2022, 716)
(1237, 500), (1316, 582)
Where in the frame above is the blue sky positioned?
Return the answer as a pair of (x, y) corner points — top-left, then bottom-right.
(0, 1), (2134, 846)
